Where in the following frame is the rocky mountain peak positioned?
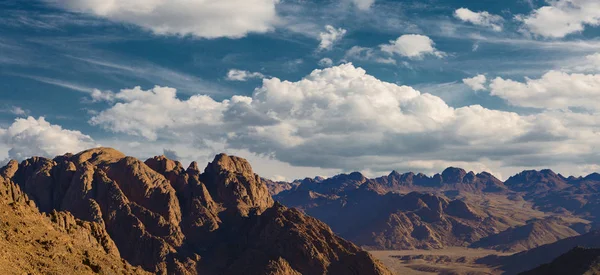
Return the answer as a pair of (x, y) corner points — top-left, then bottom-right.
(202, 153), (273, 217)
(441, 167), (467, 183)
(187, 161), (200, 173)
(0, 159), (18, 178)
(205, 153), (254, 176)
(72, 147), (125, 166)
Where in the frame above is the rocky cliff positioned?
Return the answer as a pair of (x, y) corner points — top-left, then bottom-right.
(0, 148), (391, 275)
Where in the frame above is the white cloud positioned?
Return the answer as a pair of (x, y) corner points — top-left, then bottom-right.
(90, 89), (115, 102)
(318, 25), (347, 51)
(380, 34), (445, 59)
(517, 0), (600, 38)
(90, 64), (551, 174)
(226, 69), (265, 81)
(86, 64), (600, 177)
(463, 74), (487, 91)
(46, 0), (280, 38)
(10, 106), (27, 116)
(490, 71), (600, 110)
(318, 58), (334, 67)
(454, 8), (503, 31)
(350, 0), (376, 11)
(0, 117), (97, 160)
(89, 86), (233, 140)
(562, 53), (600, 73)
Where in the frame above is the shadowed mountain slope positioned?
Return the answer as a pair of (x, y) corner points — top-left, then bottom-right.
(520, 247), (600, 275)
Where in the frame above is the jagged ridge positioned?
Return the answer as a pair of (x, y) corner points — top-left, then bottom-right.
(0, 148), (391, 275)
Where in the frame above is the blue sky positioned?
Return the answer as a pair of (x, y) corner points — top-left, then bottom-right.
(2, 0), (600, 180)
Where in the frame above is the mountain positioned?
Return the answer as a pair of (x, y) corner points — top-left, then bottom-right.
(504, 169), (568, 193)
(276, 186), (516, 250)
(521, 247), (600, 275)
(0, 148), (391, 275)
(269, 167), (507, 196)
(478, 230), (600, 274)
(0, 169), (149, 274)
(469, 217), (581, 252)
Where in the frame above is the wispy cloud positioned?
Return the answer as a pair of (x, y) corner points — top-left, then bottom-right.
(8, 73), (95, 93)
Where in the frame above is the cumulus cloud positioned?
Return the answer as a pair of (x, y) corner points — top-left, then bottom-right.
(90, 63), (600, 174)
(45, 0), (280, 38)
(89, 86), (233, 140)
(226, 69), (265, 81)
(90, 89), (115, 102)
(454, 8), (504, 31)
(380, 34), (445, 59)
(517, 0), (600, 38)
(463, 74), (488, 91)
(318, 25), (347, 51)
(490, 71), (600, 110)
(318, 58), (334, 67)
(0, 117), (97, 160)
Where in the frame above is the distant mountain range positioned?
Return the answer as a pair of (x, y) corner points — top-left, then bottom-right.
(267, 166), (600, 252)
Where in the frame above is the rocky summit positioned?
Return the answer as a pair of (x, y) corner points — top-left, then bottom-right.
(0, 148), (391, 275)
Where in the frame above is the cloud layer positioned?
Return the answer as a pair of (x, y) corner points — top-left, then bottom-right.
(86, 63), (600, 175)
(46, 0), (280, 38)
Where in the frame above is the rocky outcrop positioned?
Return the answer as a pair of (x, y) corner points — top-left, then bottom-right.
(1, 148), (391, 275)
(0, 171), (149, 274)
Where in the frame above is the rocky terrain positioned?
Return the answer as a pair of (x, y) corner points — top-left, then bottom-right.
(0, 169), (149, 274)
(277, 187), (516, 250)
(0, 148), (391, 275)
(270, 167), (600, 252)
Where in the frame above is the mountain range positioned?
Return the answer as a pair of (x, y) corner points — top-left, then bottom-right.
(269, 166), (599, 253)
(2, 148), (600, 274)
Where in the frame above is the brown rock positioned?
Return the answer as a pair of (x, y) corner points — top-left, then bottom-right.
(0, 148), (390, 275)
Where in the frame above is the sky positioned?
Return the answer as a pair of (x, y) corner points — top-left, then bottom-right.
(2, 0), (600, 181)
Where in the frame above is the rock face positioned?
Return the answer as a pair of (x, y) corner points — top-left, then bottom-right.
(521, 247), (600, 275)
(1, 148), (391, 275)
(0, 173), (149, 274)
